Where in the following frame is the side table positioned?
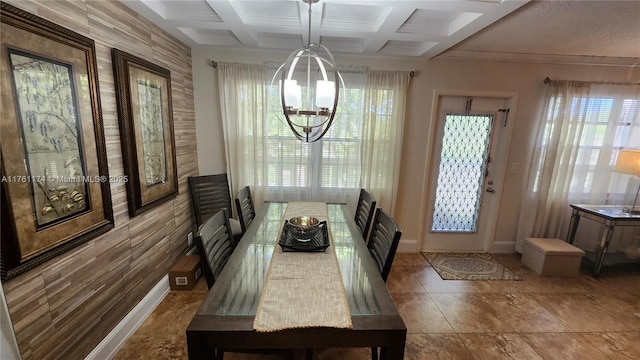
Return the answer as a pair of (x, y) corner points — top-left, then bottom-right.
(567, 204), (640, 277)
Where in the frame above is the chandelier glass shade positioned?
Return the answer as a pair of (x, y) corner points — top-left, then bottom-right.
(271, 0), (344, 143)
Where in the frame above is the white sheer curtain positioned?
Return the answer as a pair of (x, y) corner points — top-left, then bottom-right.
(261, 69), (367, 206)
(516, 81), (640, 253)
(361, 71), (411, 213)
(217, 63), (411, 215)
(217, 63), (268, 210)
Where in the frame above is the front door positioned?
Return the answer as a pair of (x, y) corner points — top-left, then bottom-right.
(423, 95), (512, 251)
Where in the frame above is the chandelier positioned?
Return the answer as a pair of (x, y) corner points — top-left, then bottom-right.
(271, 0), (344, 143)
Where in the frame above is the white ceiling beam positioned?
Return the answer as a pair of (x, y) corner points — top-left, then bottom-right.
(180, 23), (449, 44)
(164, 20), (228, 30)
(420, 0), (531, 59)
(321, 0), (520, 13)
(138, 0), (168, 19)
(119, 0), (196, 45)
(363, 7), (416, 54)
(205, 0), (259, 47)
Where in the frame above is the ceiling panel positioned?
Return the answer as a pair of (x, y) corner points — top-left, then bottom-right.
(234, 1), (300, 26)
(120, 0), (530, 58)
(119, 0), (640, 65)
(321, 3), (388, 32)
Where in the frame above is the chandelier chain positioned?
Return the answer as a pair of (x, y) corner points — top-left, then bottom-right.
(307, 1), (312, 48)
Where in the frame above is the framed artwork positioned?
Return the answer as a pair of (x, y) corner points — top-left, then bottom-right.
(0, 3), (113, 280)
(112, 49), (178, 217)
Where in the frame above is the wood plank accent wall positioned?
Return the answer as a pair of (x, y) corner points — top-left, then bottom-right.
(1, 1), (198, 359)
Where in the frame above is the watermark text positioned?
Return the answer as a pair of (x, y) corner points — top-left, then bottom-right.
(1, 175), (128, 183)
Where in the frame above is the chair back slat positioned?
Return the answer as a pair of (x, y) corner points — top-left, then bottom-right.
(235, 186), (256, 233)
(355, 189), (376, 238)
(366, 208), (402, 282)
(196, 209), (234, 289)
(188, 174), (233, 228)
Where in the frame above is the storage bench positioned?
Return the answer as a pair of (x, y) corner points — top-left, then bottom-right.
(522, 237), (585, 277)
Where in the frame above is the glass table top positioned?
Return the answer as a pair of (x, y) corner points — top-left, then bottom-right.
(571, 204), (640, 219)
(215, 202), (380, 316)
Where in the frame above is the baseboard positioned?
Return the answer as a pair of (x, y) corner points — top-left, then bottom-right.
(410, 240), (516, 254)
(85, 276), (170, 360)
(487, 241), (517, 254)
(397, 239), (418, 253)
(187, 245), (198, 256)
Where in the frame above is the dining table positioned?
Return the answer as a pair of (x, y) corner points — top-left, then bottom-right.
(186, 201), (407, 359)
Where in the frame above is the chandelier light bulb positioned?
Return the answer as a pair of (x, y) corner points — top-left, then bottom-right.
(315, 80), (335, 109)
(270, 0), (344, 143)
(284, 80), (302, 109)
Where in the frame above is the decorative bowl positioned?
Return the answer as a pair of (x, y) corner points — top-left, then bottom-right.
(288, 216), (321, 240)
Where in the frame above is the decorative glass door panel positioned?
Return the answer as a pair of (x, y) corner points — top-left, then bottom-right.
(432, 114), (494, 232)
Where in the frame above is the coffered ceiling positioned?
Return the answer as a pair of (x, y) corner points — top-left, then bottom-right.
(120, 0), (640, 66)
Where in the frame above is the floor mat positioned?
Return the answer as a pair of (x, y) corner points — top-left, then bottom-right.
(422, 252), (521, 280)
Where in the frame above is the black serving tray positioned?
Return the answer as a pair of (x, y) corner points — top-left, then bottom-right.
(278, 220), (330, 252)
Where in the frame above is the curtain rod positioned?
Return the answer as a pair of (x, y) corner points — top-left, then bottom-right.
(209, 59), (414, 77)
(543, 76), (640, 86)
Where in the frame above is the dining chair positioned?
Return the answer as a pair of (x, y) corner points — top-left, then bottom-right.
(366, 208), (402, 360)
(195, 209), (235, 289)
(367, 208), (402, 282)
(355, 188), (377, 239)
(234, 186), (256, 233)
(195, 209), (295, 360)
(188, 174), (243, 245)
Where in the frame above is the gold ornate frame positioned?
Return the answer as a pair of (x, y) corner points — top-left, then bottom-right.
(112, 48), (178, 216)
(1, 2), (113, 280)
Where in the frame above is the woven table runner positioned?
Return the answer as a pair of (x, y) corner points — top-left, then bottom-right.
(253, 202), (352, 332)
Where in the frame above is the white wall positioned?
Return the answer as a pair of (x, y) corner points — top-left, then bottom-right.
(191, 46), (640, 252)
(192, 53), (227, 175)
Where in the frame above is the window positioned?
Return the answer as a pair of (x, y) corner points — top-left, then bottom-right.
(536, 86), (640, 204)
(263, 73), (367, 195)
(518, 82), (640, 254)
(218, 63), (409, 210)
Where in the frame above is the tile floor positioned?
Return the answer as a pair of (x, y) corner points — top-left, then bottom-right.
(115, 253), (640, 359)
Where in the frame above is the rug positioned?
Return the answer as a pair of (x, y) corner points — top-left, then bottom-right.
(422, 252), (521, 280)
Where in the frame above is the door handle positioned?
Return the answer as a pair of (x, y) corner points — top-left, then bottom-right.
(486, 187), (495, 193)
